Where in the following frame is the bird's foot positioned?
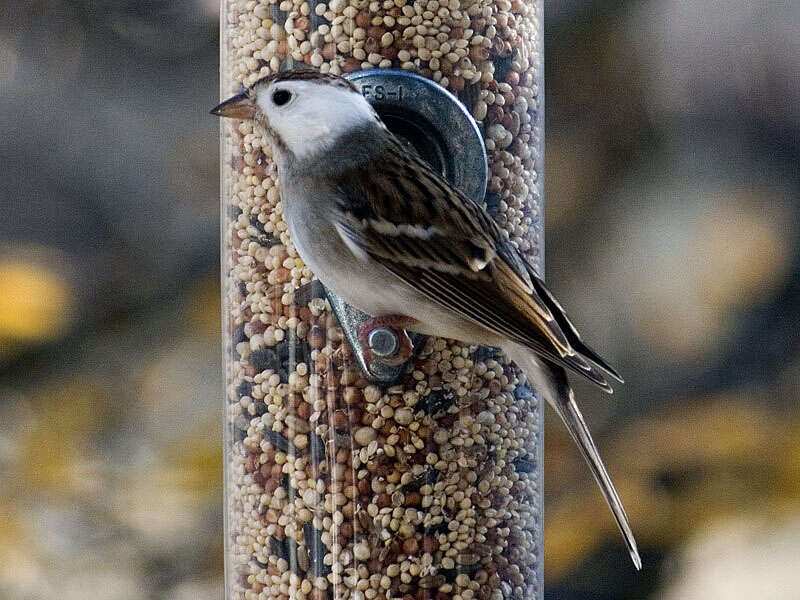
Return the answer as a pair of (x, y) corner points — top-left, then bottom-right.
(358, 315), (417, 367)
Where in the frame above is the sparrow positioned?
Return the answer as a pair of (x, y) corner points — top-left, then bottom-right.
(213, 69), (641, 569)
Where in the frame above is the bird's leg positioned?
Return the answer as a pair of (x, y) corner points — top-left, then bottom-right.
(357, 315), (417, 367)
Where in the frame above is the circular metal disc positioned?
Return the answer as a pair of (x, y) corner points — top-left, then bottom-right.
(346, 69), (488, 205)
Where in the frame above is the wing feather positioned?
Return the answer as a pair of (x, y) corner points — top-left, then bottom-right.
(527, 269), (624, 383)
(332, 136), (620, 390)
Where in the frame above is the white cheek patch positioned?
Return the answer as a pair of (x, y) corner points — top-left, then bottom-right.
(267, 82), (377, 159)
(280, 119), (334, 157)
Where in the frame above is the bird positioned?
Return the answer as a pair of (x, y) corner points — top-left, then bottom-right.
(212, 68), (641, 570)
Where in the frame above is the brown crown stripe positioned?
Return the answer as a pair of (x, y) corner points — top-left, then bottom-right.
(251, 68), (358, 92)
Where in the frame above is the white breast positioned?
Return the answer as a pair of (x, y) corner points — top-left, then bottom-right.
(280, 176), (381, 303)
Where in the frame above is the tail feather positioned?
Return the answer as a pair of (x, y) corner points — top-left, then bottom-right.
(547, 368), (641, 570)
(508, 345), (641, 570)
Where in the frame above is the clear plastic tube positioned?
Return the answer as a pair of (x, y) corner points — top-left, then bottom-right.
(220, 1), (545, 598)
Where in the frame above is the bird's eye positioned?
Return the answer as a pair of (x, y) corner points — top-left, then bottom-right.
(272, 89), (292, 106)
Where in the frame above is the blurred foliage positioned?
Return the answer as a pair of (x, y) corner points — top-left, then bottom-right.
(0, 279), (224, 600)
(1, 0), (799, 599)
(546, 398), (800, 576)
(0, 254), (74, 354)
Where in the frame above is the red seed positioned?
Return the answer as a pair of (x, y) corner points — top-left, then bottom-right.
(403, 538), (419, 556)
(341, 57), (361, 73)
(344, 386), (362, 405)
(332, 410), (349, 430)
(355, 12), (370, 28)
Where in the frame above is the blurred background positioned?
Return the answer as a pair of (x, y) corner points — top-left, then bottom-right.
(1, 1), (799, 599)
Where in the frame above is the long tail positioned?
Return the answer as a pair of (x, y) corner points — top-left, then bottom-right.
(507, 345), (642, 570)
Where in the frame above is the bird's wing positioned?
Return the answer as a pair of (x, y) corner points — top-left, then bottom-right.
(332, 138), (619, 390)
(525, 266), (624, 384)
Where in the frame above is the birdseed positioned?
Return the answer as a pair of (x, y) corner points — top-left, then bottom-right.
(221, 0), (544, 598)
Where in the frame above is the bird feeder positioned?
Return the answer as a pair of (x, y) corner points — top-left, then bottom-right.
(220, 1), (545, 599)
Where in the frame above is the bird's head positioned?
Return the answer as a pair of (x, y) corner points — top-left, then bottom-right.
(212, 69), (382, 166)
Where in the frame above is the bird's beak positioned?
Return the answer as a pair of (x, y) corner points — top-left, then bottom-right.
(210, 92), (257, 119)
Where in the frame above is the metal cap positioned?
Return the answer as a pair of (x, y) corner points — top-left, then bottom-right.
(346, 69), (488, 204)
